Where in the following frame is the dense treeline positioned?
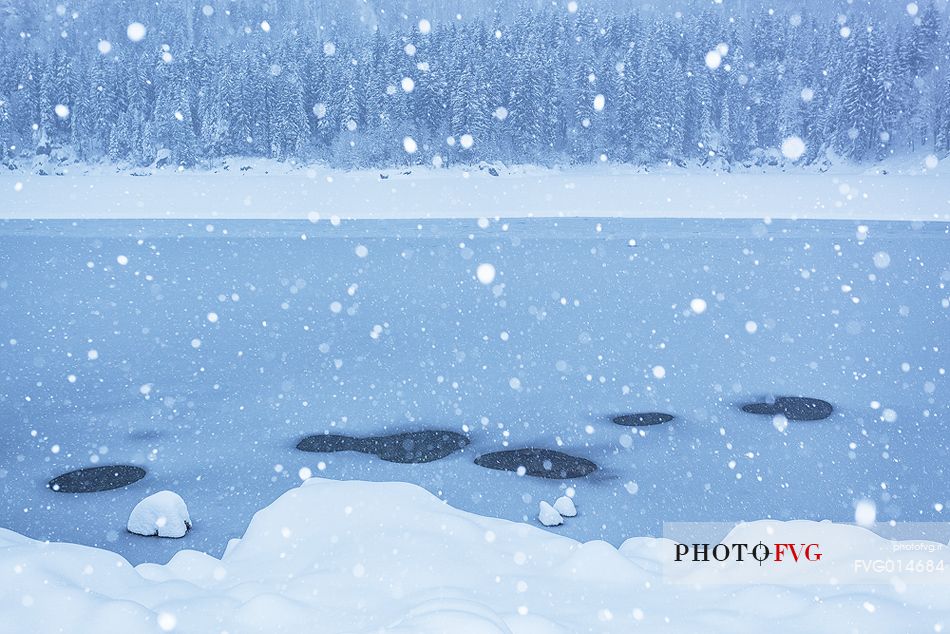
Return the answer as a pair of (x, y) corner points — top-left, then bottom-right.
(0, 0), (948, 169)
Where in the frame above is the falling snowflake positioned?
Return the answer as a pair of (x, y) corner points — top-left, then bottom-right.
(476, 263), (495, 284)
(157, 612), (177, 632)
(854, 500), (876, 527)
(781, 136), (806, 160)
(126, 22), (146, 42)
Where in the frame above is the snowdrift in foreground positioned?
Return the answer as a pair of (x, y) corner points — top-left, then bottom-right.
(2, 479), (948, 633)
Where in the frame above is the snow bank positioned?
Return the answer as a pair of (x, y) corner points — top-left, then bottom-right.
(127, 491), (192, 538)
(2, 161), (948, 221)
(1, 479), (948, 633)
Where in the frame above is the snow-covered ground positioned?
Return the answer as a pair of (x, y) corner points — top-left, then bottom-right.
(3, 158), (949, 221)
(0, 217), (946, 569)
(2, 478), (949, 633)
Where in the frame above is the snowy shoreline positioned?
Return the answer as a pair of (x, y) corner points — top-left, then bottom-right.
(2, 479), (949, 633)
(2, 160), (948, 221)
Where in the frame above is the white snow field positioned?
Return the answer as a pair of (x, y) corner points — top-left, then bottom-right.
(2, 159), (949, 221)
(2, 478), (949, 634)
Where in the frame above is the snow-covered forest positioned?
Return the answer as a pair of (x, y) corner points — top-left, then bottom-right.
(1, 0), (949, 169)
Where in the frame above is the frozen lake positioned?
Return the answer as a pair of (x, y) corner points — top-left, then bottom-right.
(0, 218), (947, 565)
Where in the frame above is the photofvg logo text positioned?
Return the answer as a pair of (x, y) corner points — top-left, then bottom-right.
(659, 521), (950, 586)
(675, 541), (822, 564)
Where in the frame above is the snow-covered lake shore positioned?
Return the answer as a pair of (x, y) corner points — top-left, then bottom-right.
(2, 160), (948, 221)
(2, 478), (949, 633)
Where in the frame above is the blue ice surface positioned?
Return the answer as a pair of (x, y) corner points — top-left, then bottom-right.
(0, 218), (947, 565)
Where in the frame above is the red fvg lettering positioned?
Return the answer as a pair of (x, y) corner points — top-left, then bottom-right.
(774, 543), (823, 562)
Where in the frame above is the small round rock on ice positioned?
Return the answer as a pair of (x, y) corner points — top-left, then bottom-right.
(127, 491), (192, 538)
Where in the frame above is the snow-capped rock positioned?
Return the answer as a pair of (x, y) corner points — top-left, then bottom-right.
(538, 501), (563, 526)
(127, 491), (191, 538)
(553, 495), (577, 517)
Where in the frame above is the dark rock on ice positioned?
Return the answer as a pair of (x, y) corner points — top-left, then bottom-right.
(741, 396), (833, 421)
(48, 465), (147, 493)
(296, 430), (470, 464)
(474, 448), (598, 479)
(296, 434), (361, 454)
(612, 412), (674, 427)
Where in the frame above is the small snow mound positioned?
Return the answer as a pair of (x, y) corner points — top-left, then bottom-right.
(538, 501), (563, 526)
(128, 491), (191, 538)
(553, 496), (577, 517)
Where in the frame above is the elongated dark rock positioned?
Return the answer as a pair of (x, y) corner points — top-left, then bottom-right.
(296, 430), (470, 464)
(474, 448), (597, 479)
(741, 397), (833, 421)
(49, 465), (146, 493)
(612, 412), (674, 426)
(296, 434), (362, 453)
